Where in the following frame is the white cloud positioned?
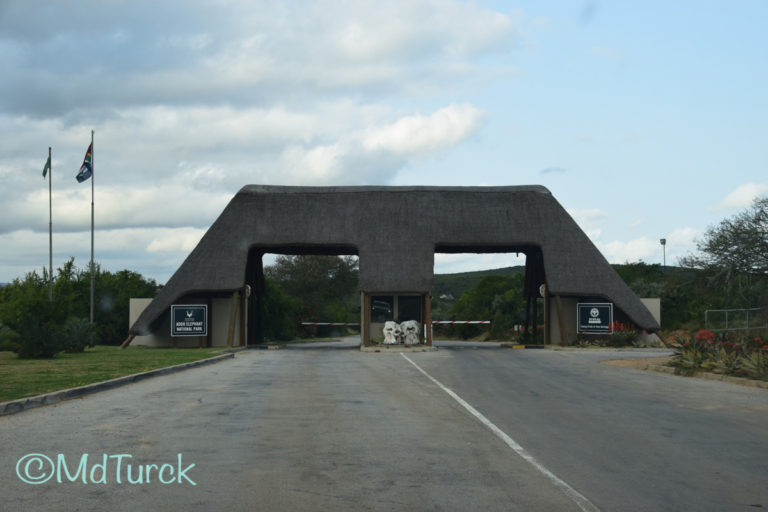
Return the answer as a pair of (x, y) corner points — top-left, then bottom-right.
(566, 208), (608, 241)
(146, 228), (207, 253)
(666, 226), (700, 247)
(0, 226), (213, 284)
(0, 185), (232, 234)
(0, 0), (523, 283)
(0, 0), (520, 116)
(716, 182), (768, 210)
(569, 208), (608, 223)
(599, 237), (660, 264)
(597, 226), (701, 265)
(585, 228), (602, 241)
(274, 104), (486, 184)
(363, 104), (487, 156)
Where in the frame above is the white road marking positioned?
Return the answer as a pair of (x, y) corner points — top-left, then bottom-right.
(400, 353), (600, 512)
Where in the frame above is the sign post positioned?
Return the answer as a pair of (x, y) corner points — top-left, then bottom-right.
(577, 303), (613, 334)
(171, 305), (208, 338)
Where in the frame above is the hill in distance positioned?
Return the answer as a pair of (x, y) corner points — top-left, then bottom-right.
(433, 266), (525, 300)
(433, 263), (684, 302)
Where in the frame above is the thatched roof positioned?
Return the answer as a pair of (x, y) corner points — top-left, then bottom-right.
(131, 185), (659, 334)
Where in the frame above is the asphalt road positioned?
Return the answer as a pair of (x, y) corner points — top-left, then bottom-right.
(1, 341), (766, 511)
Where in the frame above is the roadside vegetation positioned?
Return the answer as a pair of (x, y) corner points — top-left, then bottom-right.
(0, 196), (765, 391)
(0, 258), (160, 358)
(669, 329), (767, 381)
(0, 346), (224, 402)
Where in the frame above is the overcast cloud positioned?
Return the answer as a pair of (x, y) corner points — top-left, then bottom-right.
(1, 0), (766, 282)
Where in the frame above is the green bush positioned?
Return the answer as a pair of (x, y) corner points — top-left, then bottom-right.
(573, 329), (638, 347)
(448, 275), (529, 340)
(0, 323), (20, 352)
(606, 330), (638, 347)
(14, 298), (69, 358)
(710, 348), (740, 375)
(670, 330), (768, 380)
(61, 317), (95, 353)
(262, 279), (301, 341)
(739, 351), (768, 380)
(0, 260), (161, 354)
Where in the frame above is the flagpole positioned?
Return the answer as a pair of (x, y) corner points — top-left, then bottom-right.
(90, 130), (95, 325)
(48, 146), (53, 301)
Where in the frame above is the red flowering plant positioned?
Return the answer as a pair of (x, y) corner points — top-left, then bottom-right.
(672, 329), (718, 374)
(605, 321), (638, 347)
(672, 329), (768, 379)
(694, 329), (716, 345)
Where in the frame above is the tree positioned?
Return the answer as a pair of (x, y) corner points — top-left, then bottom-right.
(95, 269), (160, 345)
(446, 274), (527, 340)
(680, 197), (768, 309)
(264, 255), (359, 337)
(0, 268), (72, 357)
(681, 197), (768, 277)
(0, 259), (161, 356)
(261, 279), (301, 341)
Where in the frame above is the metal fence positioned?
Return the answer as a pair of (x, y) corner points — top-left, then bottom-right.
(704, 308), (767, 332)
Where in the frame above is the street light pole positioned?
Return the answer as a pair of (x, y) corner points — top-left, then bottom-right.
(660, 238), (666, 267)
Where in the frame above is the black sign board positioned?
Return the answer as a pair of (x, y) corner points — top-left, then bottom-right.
(171, 305), (207, 337)
(577, 303), (613, 334)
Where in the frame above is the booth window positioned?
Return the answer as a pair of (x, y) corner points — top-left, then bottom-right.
(398, 295), (422, 323)
(371, 296), (394, 322)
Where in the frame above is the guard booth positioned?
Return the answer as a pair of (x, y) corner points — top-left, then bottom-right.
(361, 292), (432, 346)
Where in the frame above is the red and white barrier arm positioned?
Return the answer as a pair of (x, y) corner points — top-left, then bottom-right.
(300, 322), (361, 326)
(301, 321), (490, 325)
(431, 320), (491, 324)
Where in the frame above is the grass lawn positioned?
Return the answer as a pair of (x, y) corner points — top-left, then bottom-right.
(0, 346), (225, 403)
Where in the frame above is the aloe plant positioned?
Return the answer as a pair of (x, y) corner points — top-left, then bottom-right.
(711, 348), (740, 374)
(739, 352), (768, 380)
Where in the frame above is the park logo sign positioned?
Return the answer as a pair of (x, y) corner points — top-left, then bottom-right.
(171, 305), (208, 337)
(577, 303), (613, 334)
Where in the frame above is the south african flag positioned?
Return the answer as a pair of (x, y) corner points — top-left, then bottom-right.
(75, 143), (93, 183)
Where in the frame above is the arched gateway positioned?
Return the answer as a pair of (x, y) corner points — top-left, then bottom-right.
(128, 185), (659, 347)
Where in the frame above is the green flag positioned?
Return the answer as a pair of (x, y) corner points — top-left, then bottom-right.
(43, 154), (51, 178)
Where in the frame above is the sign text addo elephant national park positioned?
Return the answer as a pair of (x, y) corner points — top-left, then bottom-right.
(171, 305), (207, 337)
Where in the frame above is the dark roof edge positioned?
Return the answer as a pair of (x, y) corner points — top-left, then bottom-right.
(238, 184), (552, 195)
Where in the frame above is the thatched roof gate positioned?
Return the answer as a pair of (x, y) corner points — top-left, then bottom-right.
(129, 185), (659, 344)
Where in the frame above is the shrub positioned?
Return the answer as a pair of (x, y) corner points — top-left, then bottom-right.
(739, 351), (768, 380)
(61, 317), (95, 353)
(670, 329), (768, 380)
(708, 348), (740, 375)
(6, 284), (70, 358)
(0, 323), (20, 352)
(606, 330), (637, 347)
(671, 331), (710, 374)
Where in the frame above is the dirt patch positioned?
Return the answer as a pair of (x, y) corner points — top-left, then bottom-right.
(601, 356), (674, 370)
(602, 355), (768, 390)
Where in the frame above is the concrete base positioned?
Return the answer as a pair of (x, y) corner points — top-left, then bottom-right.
(360, 345), (437, 353)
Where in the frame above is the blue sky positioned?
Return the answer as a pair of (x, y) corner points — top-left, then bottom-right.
(1, 0), (766, 283)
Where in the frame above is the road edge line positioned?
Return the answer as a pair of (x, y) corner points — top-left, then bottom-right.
(400, 352), (600, 512)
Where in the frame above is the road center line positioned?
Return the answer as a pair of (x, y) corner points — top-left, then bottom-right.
(400, 353), (600, 512)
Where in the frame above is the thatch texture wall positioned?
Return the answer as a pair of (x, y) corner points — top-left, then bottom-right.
(130, 185), (659, 336)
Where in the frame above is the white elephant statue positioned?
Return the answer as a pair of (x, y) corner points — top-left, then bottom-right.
(382, 321), (401, 344)
(400, 320), (420, 345)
